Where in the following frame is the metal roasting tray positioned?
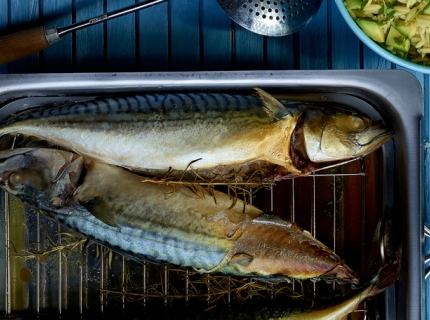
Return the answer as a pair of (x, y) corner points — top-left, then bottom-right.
(0, 70), (422, 319)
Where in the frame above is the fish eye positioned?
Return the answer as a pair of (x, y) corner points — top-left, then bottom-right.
(8, 172), (24, 190)
(350, 116), (364, 131)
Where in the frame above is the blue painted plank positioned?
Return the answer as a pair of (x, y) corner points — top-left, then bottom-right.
(299, 0), (328, 70)
(0, 1), (8, 74)
(8, 0), (40, 73)
(75, 0), (104, 72)
(170, 0), (200, 71)
(107, 0), (136, 72)
(234, 25), (264, 70)
(266, 35), (295, 70)
(329, 0), (360, 69)
(362, 46), (392, 69)
(201, 0), (232, 71)
(137, 0), (168, 71)
(40, 0), (73, 72)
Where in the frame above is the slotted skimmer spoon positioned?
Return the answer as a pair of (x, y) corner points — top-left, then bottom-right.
(0, 0), (322, 65)
(217, 0), (323, 36)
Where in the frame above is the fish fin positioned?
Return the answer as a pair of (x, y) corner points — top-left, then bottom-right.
(81, 197), (119, 228)
(254, 88), (291, 120)
(370, 246), (401, 296)
(208, 210), (247, 238)
(253, 213), (295, 229)
(366, 216), (395, 278)
(230, 253), (253, 266)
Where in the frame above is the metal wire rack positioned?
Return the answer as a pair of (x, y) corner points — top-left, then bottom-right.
(0, 150), (385, 319)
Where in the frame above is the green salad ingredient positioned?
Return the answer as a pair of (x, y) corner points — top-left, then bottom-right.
(345, 0), (430, 65)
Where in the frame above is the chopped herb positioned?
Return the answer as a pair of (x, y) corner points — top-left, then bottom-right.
(359, 0), (370, 11)
(377, 4), (395, 24)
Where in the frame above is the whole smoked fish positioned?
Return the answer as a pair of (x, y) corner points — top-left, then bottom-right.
(0, 147), (358, 282)
(0, 89), (392, 181)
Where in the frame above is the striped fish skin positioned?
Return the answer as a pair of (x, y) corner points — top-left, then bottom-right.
(0, 147), (358, 282)
(0, 89), (392, 181)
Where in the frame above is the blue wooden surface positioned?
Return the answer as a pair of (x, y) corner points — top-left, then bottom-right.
(75, 0), (104, 71)
(0, 0), (429, 318)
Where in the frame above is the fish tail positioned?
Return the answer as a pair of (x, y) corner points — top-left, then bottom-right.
(364, 215), (401, 288)
(368, 245), (402, 297)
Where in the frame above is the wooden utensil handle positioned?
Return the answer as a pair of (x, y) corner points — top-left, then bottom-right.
(0, 27), (52, 65)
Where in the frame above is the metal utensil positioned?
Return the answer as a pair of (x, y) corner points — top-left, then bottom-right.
(0, 0), (167, 65)
(0, 0), (321, 65)
(217, 0), (323, 36)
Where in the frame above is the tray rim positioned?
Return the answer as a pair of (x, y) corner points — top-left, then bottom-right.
(0, 69), (423, 320)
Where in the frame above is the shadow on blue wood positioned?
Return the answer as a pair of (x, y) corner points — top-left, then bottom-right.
(170, 0), (200, 71)
(329, 0), (360, 69)
(299, 0), (328, 69)
(40, 0), (73, 72)
(138, 1), (168, 71)
(201, 0), (232, 71)
(0, 1), (8, 73)
(75, 0), (105, 72)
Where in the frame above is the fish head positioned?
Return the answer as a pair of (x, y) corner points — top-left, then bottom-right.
(301, 109), (392, 163)
(0, 148), (84, 209)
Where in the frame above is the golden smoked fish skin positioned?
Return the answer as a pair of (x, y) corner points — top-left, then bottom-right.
(165, 252), (401, 319)
(0, 147), (358, 282)
(0, 89), (392, 180)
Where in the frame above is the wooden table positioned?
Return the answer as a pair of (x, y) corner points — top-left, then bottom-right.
(0, 0), (428, 318)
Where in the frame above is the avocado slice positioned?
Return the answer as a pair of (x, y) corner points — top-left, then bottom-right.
(423, 2), (430, 14)
(385, 26), (411, 53)
(356, 19), (385, 43)
(345, 0), (362, 10)
(394, 20), (416, 38)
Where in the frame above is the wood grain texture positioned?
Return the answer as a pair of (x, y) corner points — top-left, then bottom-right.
(75, 0), (104, 72)
(40, 0), (73, 72)
(170, 0), (200, 71)
(107, 0), (136, 72)
(329, 0), (360, 69)
(8, 0), (40, 73)
(234, 25), (264, 70)
(299, 0), (328, 69)
(201, 0), (232, 71)
(137, 0), (168, 71)
(266, 36), (295, 70)
(0, 1), (8, 73)
(363, 47), (392, 69)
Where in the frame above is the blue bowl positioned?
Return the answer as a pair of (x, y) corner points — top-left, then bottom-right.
(334, 0), (430, 73)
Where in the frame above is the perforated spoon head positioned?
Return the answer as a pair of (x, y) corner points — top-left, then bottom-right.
(217, 0), (322, 36)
